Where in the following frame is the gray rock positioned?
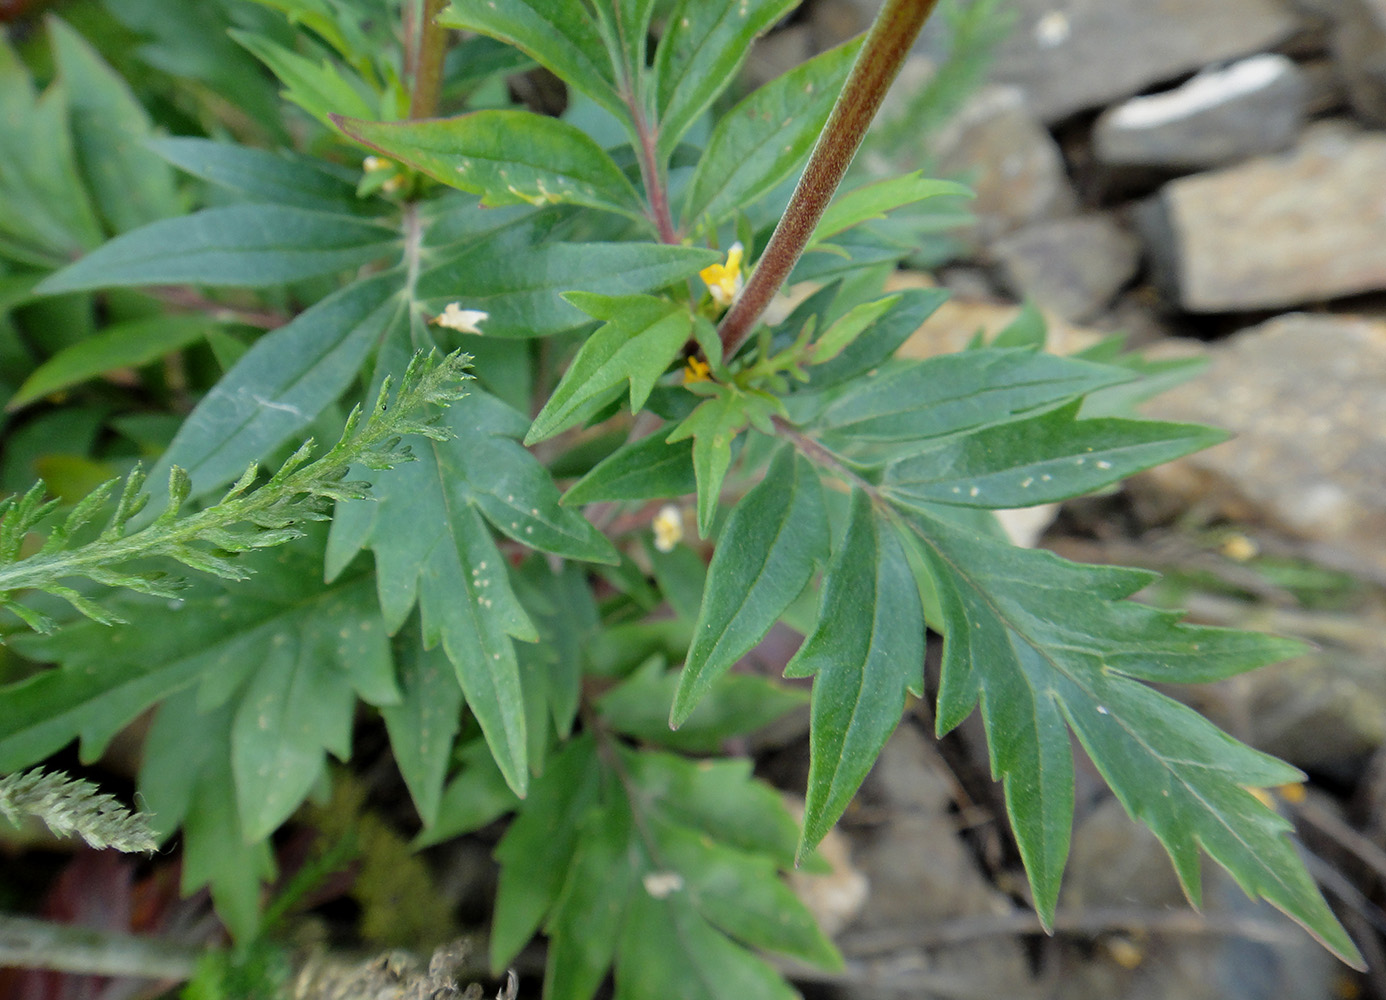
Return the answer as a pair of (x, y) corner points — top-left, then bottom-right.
(1138, 124), (1386, 311)
(1093, 54), (1306, 169)
(1142, 313), (1386, 583)
(928, 85), (1078, 250)
(992, 213), (1142, 322)
(1331, 0), (1386, 124)
(989, 0), (1301, 122)
(1053, 797), (1339, 1000)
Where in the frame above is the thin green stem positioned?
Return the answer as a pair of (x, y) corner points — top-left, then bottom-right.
(716, 0), (943, 359)
(408, 0), (449, 120)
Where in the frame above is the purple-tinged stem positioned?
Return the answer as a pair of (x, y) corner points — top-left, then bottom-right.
(407, 0), (449, 120)
(716, 0), (942, 359)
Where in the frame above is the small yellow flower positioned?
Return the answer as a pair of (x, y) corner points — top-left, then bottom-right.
(432, 303), (488, 334)
(652, 504), (684, 553)
(683, 356), (712, 383)
(699, 241), (744, 309)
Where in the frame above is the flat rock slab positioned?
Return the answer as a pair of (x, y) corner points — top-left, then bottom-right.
(1143, 313), (1386, 583)
(989, 0), (1299, 122)
(1093, 54), (1306, 169)
(993, 213), (1141, 322)
(1139, 126), (1386, 311)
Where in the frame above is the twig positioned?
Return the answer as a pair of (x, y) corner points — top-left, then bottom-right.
(0, 914), (198, 980)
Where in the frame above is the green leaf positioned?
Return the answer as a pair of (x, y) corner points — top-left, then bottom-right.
(526, 292), (691, 444)
(808, 172), (972, 249)
(0, 542), (391, 841)
(562, 432), (695, 506)
(416, 228), (716, 338)
(150, 137), (371, 215)
(143, 692), (275, 941)
(602, 0), (657, 91)
(991, 300), (1047, 349)
(804, 285), (949, 389)
(440, 0), (624, 121)
(382, 638), (462, 828)
(808, 294), (899, 366)
(666, 387), (750, 538)
(328, 390), (614, 794)
(491, 736), (602, 969)
(815, 348), (1132, 451)
(336, 111), (646, 220)
(673, 449), (824, 725)
(649, 812), (839, 968)
(899, 506), (1361, 966)
(48, 17), (180, 235)
(0, 35), (102, 263)
(652, 0), (798, 160)
(603, 658), (807, 754)
(414, 739), (520, 846)
(784, 490), (924, 857)
(544, 791), (635, 1000)
(8, 315), (212, 410)
(36, 205), (400, 294)
(882, 403), (1225, 509)
(151, 271), (404, 498)
(614, 885), (796, 1000)
(231, 29), (377, 127)
(682, 38), (861, 229)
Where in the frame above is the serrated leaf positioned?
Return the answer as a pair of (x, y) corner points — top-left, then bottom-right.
(666, 387), (750, 538)
(36, 205), (399, 295)
(815, 348), (1132, 451)
(649, 813), (840, 968)
(150, 137), (372, 215)
(48, 16), (180, 235)
(382, 637), (462, 828)
(440, 0), (624, 121)
(544, 791), (635, 1000)
(0, 35), (102, 263)
(9, 315), (212, 410)
(682, 38), (860, 229)
(898, 505), (1361, 966)
(562, 432), (695, 506)
(673, 449), (824, 725)
(652, 0), (798, 160)
(784, 490), (924, 857)
(491, 736), (602, 969)
(337, 111), (645, 220)
(231, 29), (377, 127)
(882, 402), (1225, 509)
(143, 692), (275, 941)
(416, 227), (716, 338)
(150, 270), (404, 499)
(527, 292), (691, 444)
(808, 172), (972, 249)
(415, 740), (520, 848)
(602, 658), (806, 753)
(328, 390), (613, 794)
(1, 540), (391, 842)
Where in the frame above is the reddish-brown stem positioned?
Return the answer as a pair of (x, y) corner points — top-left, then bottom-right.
(632, 106), (679, 244)
(716, 0), (942, 359)
(407, 0), (449, 120)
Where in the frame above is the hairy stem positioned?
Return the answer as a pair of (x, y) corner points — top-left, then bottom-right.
(717, 0), (942, 358)
(407, 0), (449, 120)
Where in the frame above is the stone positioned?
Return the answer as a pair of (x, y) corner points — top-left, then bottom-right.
(1331, 0), (1386, 125)
(1092, 54), (1307, 169)
(992, 213), (1142, 323)
(989, 0), (1300, 122)
(1138, 124), (1386, 311)
(1141, 313), (1386, 584)
(928, 85), (1078, 249)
